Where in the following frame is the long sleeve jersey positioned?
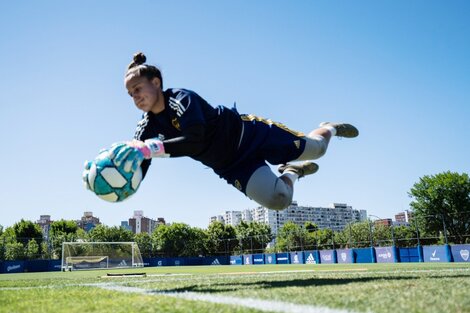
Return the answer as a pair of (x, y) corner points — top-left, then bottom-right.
(134, 88), (243, 177)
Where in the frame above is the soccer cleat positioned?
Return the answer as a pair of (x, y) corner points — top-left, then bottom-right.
(319, 122), (359, 138)
(278, 162), (319, 178)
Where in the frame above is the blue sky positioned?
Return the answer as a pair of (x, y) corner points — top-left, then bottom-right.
(1, 1), (469, 229)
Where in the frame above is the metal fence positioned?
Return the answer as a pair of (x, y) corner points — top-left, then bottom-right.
(1, 212), (469, 259)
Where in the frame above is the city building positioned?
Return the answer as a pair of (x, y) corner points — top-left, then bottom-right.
(120, 221), (132, 231)
(76, 211), (101, 232)
(209, 215), (225, 224)
(394, 210), (414, 226)
(373, 218), (393, 227)
(224, 211), (243, 227)
(36, 215), (53, 240)
(128, 210), (165, 234)
(211, 202), (367, 234)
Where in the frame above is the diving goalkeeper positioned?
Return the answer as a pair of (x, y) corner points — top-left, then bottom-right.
(84, 52), (358, 211)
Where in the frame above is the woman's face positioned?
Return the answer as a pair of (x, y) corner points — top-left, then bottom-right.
(125, 76), (163, 113)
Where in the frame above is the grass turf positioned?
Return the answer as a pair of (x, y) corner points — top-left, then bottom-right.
(0, 263), (469, 313)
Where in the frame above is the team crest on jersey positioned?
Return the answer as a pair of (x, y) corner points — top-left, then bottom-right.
(294, 140), (301, 149)
(234, 180), (243, 191)
(171, 118), (181, 130)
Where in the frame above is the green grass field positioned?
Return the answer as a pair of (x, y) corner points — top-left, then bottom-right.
(1, 263), (469, 313)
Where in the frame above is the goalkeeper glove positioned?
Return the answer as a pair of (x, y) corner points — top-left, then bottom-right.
(82, 160), (93, 190)
(110, 139), (168, 172)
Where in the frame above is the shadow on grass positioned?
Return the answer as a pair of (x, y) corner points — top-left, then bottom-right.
(150, 272), (470, 294)
(149, 275), (420, 294)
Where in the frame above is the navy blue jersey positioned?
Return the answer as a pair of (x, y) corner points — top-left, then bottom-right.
(134, 88), (243, 176)
(133, 88), (306, 194)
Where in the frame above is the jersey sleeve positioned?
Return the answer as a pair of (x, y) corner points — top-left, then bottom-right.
(161, 89), (208, 157)
(168, 89), (206, 129)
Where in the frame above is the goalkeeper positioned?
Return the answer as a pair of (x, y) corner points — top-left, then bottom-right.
(86, 52), (358, 211)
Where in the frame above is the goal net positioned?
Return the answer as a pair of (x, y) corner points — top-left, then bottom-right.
(61, 242), (144, 271)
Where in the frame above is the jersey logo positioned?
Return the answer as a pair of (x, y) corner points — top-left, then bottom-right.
(294, 140), (301, 149)
(171, 118), (181, 131)
(169, 91), (190, 117)
(134, 113), (149, 140)
(234, 180), (243, 191)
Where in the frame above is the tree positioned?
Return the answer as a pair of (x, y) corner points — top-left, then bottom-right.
(49, 220), (82, 259)
(206, 221), (238, 255)
(308, 228), (334, 249)
(346, 221), (371, 248)
(409, 171), (470, 244)
(5, 242), (24, 260)
(235, 221), (272, 254)
(275, 221), (309, 252)
(393, 225), (418, 247)
(50, 220), (79, 236)
(304, 221), (318, 233)
(25, 239), (40, 259)
(0, 220), (43, 260)
(134, 232), (153, 258)
(88, 225), (134, 242)
(7, 220), (43, 246)
(152, 223), (208, 257)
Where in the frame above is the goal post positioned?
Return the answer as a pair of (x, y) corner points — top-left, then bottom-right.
(61, 242), (144, 271)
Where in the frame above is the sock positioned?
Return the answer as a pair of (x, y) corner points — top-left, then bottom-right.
(322, 125), (337, 136)
(282, 171), (299, 184)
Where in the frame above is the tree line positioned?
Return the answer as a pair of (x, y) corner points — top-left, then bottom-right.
(1, 171), (469, 261)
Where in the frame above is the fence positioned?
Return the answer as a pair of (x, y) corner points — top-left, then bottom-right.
(1, 212), (469, 260)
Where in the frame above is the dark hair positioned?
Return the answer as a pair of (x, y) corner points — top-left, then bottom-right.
(125, 52), (163, 89)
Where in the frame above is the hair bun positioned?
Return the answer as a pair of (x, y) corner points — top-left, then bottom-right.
(133, 52), (146, 65)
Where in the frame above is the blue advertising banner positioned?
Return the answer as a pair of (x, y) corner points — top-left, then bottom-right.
(290, 252), (304, 264)
(146, 258), (168, 267)
(2, 261), (25, 273)
(375, 247), (396, 263)
(354, 248), (375, 263)
(243, 254), (253, 265)
(398, 247), (420, 263)
(202, 256), (229, 265)
(303, 251), (318, 264)
(230, 255), (243, 265)
(48, 260), (62, 272)
(265, 253), (276, 264)
(276, 252), (290, 264)
(451, 244), (470, 262)
(423, 245), (450, 262)
(319, 250), (335, 264)
(252, 254), (265, 265)
(25, 260), (49, 272)
(336, 249), (353, 264)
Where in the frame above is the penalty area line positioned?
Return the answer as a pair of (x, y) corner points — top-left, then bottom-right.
(97, 284), (357, 313)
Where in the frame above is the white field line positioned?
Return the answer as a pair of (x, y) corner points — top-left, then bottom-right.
(98, 283), (356, 313)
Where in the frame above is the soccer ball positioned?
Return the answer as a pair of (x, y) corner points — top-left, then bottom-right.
(87, 150), (142, 202)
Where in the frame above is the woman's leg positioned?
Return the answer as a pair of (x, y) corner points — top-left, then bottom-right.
(293, 122), (359, 161)
(245, 165), (294, 211)
(296, 128), (331, 161)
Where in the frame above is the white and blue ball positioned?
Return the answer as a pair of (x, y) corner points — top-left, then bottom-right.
(87, 151), (142, 202)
